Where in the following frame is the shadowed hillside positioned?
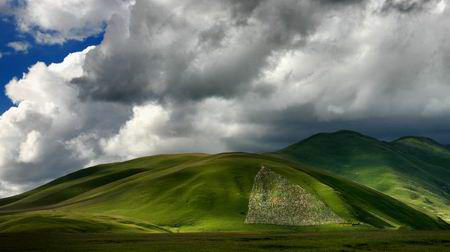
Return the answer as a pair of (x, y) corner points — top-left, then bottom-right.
(277, 130), (450, 222)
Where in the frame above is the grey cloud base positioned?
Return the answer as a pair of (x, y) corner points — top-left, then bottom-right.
(0, 0), (450, 197)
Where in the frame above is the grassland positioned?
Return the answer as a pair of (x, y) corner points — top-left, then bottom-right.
(0, 230), (450, 251)
(0, 151), (447, 234)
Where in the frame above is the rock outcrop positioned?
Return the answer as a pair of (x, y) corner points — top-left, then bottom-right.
(245, 166), (344, 226)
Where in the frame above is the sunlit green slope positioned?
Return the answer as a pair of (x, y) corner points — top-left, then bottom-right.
(0, 152), (446, 233)
(277, 130), (450, 221)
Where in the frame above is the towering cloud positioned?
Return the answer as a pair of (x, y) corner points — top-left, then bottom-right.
(1, 0), (450, 196)
(73, 0), (359, 104)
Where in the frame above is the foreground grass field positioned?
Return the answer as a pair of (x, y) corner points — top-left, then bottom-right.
(0, 230), (450, 251)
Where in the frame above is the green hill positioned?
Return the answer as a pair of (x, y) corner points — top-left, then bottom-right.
(277, 130), (450, 222)
(0, 152), (447, 233)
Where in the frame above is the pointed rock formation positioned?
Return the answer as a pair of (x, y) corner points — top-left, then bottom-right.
(245, 166), (344, 226)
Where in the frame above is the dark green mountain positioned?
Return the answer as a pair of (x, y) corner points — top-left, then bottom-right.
(277, 130), (450, 222)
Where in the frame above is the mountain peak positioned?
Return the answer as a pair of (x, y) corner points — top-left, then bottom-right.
(290, 129), (369, 144)
(332, 129), (364, 135)
(314, 129), (374, 139)
(394, 136), (443, 147)
(279, 129), (377, 154)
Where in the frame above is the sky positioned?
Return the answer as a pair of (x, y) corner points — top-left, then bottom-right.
(0, 0), (450, 197)
(0, 17), (104, 113)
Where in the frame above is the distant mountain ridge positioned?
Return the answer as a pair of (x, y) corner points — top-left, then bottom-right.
(277, 130), (450, 222)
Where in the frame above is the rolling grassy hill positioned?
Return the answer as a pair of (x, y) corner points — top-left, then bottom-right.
(277, 130), (450, 222)
(0, 152), (447, 233)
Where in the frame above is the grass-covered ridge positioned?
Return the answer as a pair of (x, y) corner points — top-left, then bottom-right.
(277, 130), (450, 222)
(0, 151), (447, 233)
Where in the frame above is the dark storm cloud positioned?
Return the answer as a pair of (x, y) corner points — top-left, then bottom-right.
(380, 0), (440, 13)
(224, 103), (450, 152)
(71, 0), (358, 105)
(227, 0), (264, 24)
(70, 0), (450, 150)
(319, 0), (363, 5)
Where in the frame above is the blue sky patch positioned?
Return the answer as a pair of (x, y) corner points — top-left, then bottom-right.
(0, 16), (103, 114)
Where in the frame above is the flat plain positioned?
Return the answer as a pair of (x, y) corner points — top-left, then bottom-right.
(1, 230), (450, 251)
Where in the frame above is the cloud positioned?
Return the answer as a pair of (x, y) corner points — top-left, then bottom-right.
(0, 0), (11, 14)
(1, 0), (450, 197)
(72, 0), (350, 104)
(7, 41), (31, 53)
(12, 0), (135, 44)
(379, 0), (441, 13)
(0, 47), (132, 196)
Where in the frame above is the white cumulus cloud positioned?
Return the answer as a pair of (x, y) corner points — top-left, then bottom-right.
(0, 46), (132, 196)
